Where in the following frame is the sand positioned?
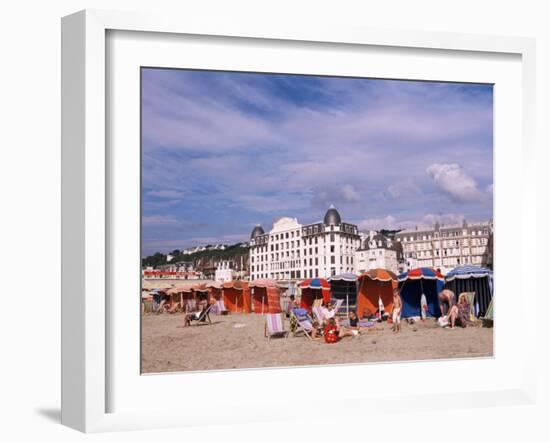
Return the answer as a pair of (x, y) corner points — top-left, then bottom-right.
(141, 312), (493, 373)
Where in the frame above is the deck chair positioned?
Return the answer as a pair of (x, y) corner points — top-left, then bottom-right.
(312, 298), (323, 308)
(187, 303), (214, 326)
(264, 313), (289, 340)
(312, 306), (324, 325)
(290, 308), (317, 339)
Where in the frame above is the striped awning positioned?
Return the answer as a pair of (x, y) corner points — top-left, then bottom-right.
(398, 267), (444, 282)
(445, 265), (493, 281)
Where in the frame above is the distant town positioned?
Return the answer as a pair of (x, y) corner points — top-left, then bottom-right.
(142, 206), (493, 284)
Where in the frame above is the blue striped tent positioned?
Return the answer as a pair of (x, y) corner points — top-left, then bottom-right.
(445, 265), (493, 317)
(397, 267), (445, 318)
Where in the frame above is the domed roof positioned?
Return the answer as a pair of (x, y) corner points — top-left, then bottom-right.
(250, 224), (265, 239)
(323, 205), (342, 225)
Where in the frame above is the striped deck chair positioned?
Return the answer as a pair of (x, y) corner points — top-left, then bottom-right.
(312, 306), (325, 325)
(290, 308), (316, 339)
(264, 313), (289, 340)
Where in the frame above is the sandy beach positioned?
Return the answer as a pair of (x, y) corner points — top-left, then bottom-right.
(141, 312), (493, 374)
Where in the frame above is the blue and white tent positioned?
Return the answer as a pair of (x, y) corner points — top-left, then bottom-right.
(397, 267), (445, 318)
(445, 265), (493, 317)
(328, 273), (358, 316)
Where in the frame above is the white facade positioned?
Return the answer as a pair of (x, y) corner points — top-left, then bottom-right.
(354, 231), (400, 274)
(249, 206), (360, 282)
(395, 220), (493, 274)
(214, 260), (234, 282)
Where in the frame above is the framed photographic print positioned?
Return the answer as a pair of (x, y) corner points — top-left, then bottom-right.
(62, 9), (537, 433)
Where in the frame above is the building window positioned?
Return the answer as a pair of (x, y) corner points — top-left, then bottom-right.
(331, 256), (335, 264)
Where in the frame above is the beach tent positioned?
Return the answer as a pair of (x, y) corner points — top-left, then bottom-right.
(192, 283), (210, 300)
(222, 280), (252, 313)
(328, 273), (358, 316)
(357, 269), (398, 319)
(249, 279), (282, 314)
(298, 278), (330, 311)
(445, 265), (493, 316)
(207, 281), (223, 303)
(168, 286), (194, 311)
(397, 267), (444, 318)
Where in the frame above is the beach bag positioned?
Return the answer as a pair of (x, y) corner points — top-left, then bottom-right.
(324, 324), (339, 344)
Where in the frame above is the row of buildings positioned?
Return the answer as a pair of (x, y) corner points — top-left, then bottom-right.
(143, 205), (493, 282)
(249, 205), (493, 280)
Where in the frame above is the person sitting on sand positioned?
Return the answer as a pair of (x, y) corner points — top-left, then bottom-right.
(339, 310), (361, 338)
(447, 293), (471, 328)
(391, 288), (402, 334)
(438, 289), (455, 318)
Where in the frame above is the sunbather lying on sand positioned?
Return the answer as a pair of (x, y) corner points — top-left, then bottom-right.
(339, 310), (361, 338)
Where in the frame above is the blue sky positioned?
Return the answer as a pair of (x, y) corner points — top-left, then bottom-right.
(141, 68), (493, 256)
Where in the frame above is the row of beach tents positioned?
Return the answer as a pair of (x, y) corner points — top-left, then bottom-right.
(143, 265), (494, 319)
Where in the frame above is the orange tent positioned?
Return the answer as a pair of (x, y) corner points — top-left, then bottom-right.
(249, 279), (281, 314)
(357, 269), (397, 319)
(222, 280), (252, 313)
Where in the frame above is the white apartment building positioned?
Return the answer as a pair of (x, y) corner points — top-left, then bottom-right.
(354, 231), (401, 274)
(249, 206), (361, 281)
(214, 260), (235, 282)
(395, 220), (493, 274)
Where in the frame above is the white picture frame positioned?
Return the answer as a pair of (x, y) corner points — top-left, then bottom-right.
(61, 9), (537, 433)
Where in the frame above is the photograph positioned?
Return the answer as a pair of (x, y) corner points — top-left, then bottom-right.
(140, 68), (494, 374)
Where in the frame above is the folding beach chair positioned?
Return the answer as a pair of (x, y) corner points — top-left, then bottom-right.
(332, 299), (344, 316)
(187, 303), (214, 326)
(264, 313), (289, 340)
(290, 308), (317, 339)
(312, 306), (325, 325)
(312, 298), (323, 308)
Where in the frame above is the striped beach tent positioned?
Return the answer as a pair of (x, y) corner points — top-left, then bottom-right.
(357, 269), (398, 319)
(445, 265), (493, 316)
(397, 267), (444, 318)
(298, 278), (330, 311)
(222, 280), (251, 313)
(249, 279), (282, 314)
(328, 273), (358, 316)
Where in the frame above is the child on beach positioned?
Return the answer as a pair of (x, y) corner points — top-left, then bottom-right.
(391, 288), (402, 334)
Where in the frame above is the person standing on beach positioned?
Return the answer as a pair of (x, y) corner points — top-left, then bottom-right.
(391, 288), (402, 334)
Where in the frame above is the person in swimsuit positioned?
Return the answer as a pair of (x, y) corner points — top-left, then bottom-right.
(392, 288), (402, 334)
(438, 289), (455, 318)
(339, 310), (361, 338)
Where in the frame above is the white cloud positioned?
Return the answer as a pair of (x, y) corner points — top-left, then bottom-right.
(387, 179), (420, 199)
(426, 163), (484, 203)
(341, 184), (361, 202)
